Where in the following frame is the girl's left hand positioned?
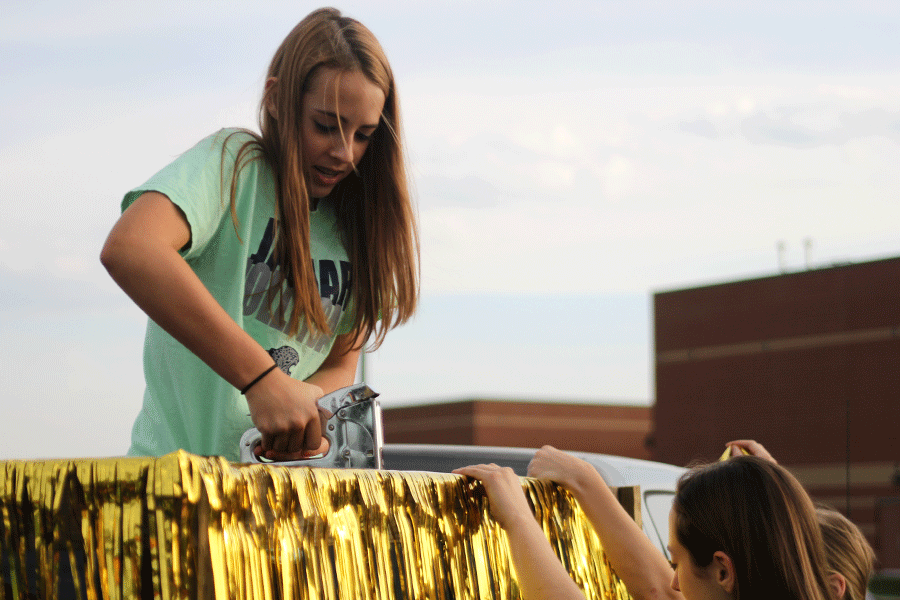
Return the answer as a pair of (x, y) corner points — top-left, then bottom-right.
(725, 439), (777, 464)
(452, 463), (533, 529)
(454, 463), (591, 600)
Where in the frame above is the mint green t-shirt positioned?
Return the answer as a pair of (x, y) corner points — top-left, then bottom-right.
(124, 129), (354, 460)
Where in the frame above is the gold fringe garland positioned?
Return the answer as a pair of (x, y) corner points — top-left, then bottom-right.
(0, 452), (634, 600)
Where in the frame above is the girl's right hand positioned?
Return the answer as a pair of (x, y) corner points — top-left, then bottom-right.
(244, 370), (328, 461)
(527, 445), (600, 496)
(103, 191), (332, 460)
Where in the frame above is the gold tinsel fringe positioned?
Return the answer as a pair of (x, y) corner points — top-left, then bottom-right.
(0, 451), (633, 600)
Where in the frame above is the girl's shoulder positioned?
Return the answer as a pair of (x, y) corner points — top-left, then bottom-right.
(207, 128), (262, 157)
(192, 129), (268, 178)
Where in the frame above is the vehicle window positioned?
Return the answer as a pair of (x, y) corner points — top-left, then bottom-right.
(643, 491), (675, 559)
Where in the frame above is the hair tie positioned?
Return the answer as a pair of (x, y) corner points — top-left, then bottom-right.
(240, 364), (279, 395)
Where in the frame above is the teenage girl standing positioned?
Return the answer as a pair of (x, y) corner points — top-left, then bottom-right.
(101, 8), (418, 462)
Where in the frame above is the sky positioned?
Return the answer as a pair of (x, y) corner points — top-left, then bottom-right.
(2, 1), (899, 459)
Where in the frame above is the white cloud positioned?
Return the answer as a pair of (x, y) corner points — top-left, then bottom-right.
(2, 1), (247, 44)
(600, 156), (638, 201)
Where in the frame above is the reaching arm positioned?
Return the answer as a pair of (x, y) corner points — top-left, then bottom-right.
(452, 464), (588, 600)
(101, 191), (325, 458)
(528, 446), (682, 600)
(305, 330), (364, 393)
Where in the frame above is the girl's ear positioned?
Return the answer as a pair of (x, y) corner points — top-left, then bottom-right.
(264, 77), (278, 120)
(829, 573), (847, 600)
(712, 551), (736, 594)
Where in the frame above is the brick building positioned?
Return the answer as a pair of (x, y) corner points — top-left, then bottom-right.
(381, 256), (900, 569)
(383, 400), (652, 460)
(652, 256), (900, 568)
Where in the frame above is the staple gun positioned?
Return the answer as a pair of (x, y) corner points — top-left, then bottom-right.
(239, 383), (383, 469)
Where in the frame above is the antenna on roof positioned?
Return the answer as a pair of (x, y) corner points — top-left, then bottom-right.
(804, 238), (813, 270)
(777, 240), (787, 274)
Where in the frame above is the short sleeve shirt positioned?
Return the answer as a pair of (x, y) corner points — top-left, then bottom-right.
(124, 129), (354, 460)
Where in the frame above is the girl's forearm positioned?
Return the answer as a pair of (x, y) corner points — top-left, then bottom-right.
(101, 193), (274, 388)
(104, 239), (274, 386)
(566, 471), (681, 600)
(503, 514), (588, 600)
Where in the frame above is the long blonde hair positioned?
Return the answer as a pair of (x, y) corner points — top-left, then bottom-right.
(235, 7), (418, 348)
(817, 507), (875, 600)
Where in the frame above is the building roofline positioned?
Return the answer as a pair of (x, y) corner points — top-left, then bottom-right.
(653, 253), (900, 296)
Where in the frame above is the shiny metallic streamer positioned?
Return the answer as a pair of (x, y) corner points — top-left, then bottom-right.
(0, 452), (634, 600)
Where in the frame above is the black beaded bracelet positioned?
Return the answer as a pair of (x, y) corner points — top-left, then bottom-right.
(240, 364), (279, 395)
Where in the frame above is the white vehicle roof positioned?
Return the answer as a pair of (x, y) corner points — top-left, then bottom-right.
(383, 443), (687, 557)
(384, 443), (684, 490)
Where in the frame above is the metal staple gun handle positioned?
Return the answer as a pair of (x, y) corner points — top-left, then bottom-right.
(239, 383), (383, 469)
